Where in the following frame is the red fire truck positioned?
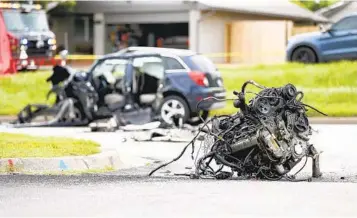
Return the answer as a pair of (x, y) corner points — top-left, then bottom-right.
(0, 2), (57, 74)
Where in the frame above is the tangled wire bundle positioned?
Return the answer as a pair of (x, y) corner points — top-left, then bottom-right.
(149, 80), (326, 181)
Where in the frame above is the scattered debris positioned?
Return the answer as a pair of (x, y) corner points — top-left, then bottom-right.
(132, 126), (199, 142)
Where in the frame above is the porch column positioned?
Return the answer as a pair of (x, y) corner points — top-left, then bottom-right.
(93, 13), (105, 56)
(189, 9), (201, 53)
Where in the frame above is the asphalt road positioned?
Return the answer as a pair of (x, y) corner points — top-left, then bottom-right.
(1, 173), (357, 217)
(1, 124), (357, 217)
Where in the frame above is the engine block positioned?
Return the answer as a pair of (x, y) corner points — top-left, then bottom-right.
(210, 83), (316, 178)
(148, 81), (324, 181)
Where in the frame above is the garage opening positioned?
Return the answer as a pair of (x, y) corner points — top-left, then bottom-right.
(105, 23), (188, 53)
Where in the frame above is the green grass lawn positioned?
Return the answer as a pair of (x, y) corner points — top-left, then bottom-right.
(0, 132), (100, 158)
(0, 71), (53, 115)
(212, 61), (357, 117)
(0, 61), (356, 117)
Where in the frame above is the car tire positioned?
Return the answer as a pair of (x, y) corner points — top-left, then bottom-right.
(159, 95), (190, 126)
(188, 110), (210, 126)
(60, 103), (85, 123)
(291, 47), (317, 63)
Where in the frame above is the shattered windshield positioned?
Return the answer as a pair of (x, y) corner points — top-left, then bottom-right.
(2, 10), (49, 32)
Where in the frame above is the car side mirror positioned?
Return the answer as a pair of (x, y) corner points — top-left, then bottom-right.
(319, 24), (334, 34)
(59, 50), (68, 60)
(319, 24), (327, 32)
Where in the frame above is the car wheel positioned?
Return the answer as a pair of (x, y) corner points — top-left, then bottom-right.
(291, 47), (317, 63)
(60, 104), (84, 123)
(159, 95), (190, 126)
(188, 110), (210, 126)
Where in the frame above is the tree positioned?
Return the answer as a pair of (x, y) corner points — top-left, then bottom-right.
(290, 0), (340, 11)
(35, 0), (76, 11)
(1, 0), (76, 11)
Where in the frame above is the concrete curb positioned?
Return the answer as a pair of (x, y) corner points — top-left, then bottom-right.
(308, 117), (357, 124)
(0, 150), (124, 174)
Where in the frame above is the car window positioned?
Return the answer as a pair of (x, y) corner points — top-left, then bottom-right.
(162, 57), (185, 70)
(133, 56), (165, 79)
(189, 55), (217, 73)
(332, 16), (357, 31)
(92, 58), (127, 78)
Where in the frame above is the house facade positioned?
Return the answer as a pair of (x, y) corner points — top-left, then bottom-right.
(49, 0), (328, 64)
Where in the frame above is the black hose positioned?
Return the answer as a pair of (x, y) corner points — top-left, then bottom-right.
(148, 119), (213, 176)
(148, 137), (196, 176)
(195, 151), (215, 177)
(302, 103), (328, 116)
(241, 80), (266, 94)
(214, 153), (243, 171)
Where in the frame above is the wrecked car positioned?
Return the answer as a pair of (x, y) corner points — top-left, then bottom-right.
(10, 51), (177, 128)
(11, 49), (226, 129)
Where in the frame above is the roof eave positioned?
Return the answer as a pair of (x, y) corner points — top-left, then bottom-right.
(199, 5), (329, 23)
(315, 0), (351, 16)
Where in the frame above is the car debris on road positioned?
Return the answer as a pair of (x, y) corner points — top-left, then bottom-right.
(148, 80), (326, 181)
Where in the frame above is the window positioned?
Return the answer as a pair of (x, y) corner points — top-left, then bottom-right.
(3, 10), (50, 32)
(133, 56), (164, 79)
(332, 16), (357, 31)
(21, 11), (49, 31)
(74, 17), (85, 39)
(92, 58), (128, 79)
(162, 57), (185, 70)
(132, 56), (162, 68)
(3, 11), (26, 31)
(74, 15), (92, 41)
(189, 55), (217, 73)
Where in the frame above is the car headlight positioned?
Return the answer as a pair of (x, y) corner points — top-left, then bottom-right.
(48, 38), (56, 45)
(20, 38), (28, 45)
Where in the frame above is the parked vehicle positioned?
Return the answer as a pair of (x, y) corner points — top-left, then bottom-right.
(0, 2), (57, 72)
(116, 46), (227, 125)
(286, 14), (357, 63)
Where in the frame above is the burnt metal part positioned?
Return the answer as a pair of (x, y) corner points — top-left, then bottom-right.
(148, 80), (326, 181)
(11, 98), (89, 128)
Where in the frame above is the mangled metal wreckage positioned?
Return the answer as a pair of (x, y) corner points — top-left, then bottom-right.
(149, 80), (326, 181)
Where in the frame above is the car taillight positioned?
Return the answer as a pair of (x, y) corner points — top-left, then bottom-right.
(189, 71), (209, 87)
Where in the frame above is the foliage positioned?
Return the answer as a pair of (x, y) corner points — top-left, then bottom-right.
(1, 0), (76, 11)
(290, 0), (340, 11)
(0, 132), (100, 158)
(38, 0), (76, 11)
